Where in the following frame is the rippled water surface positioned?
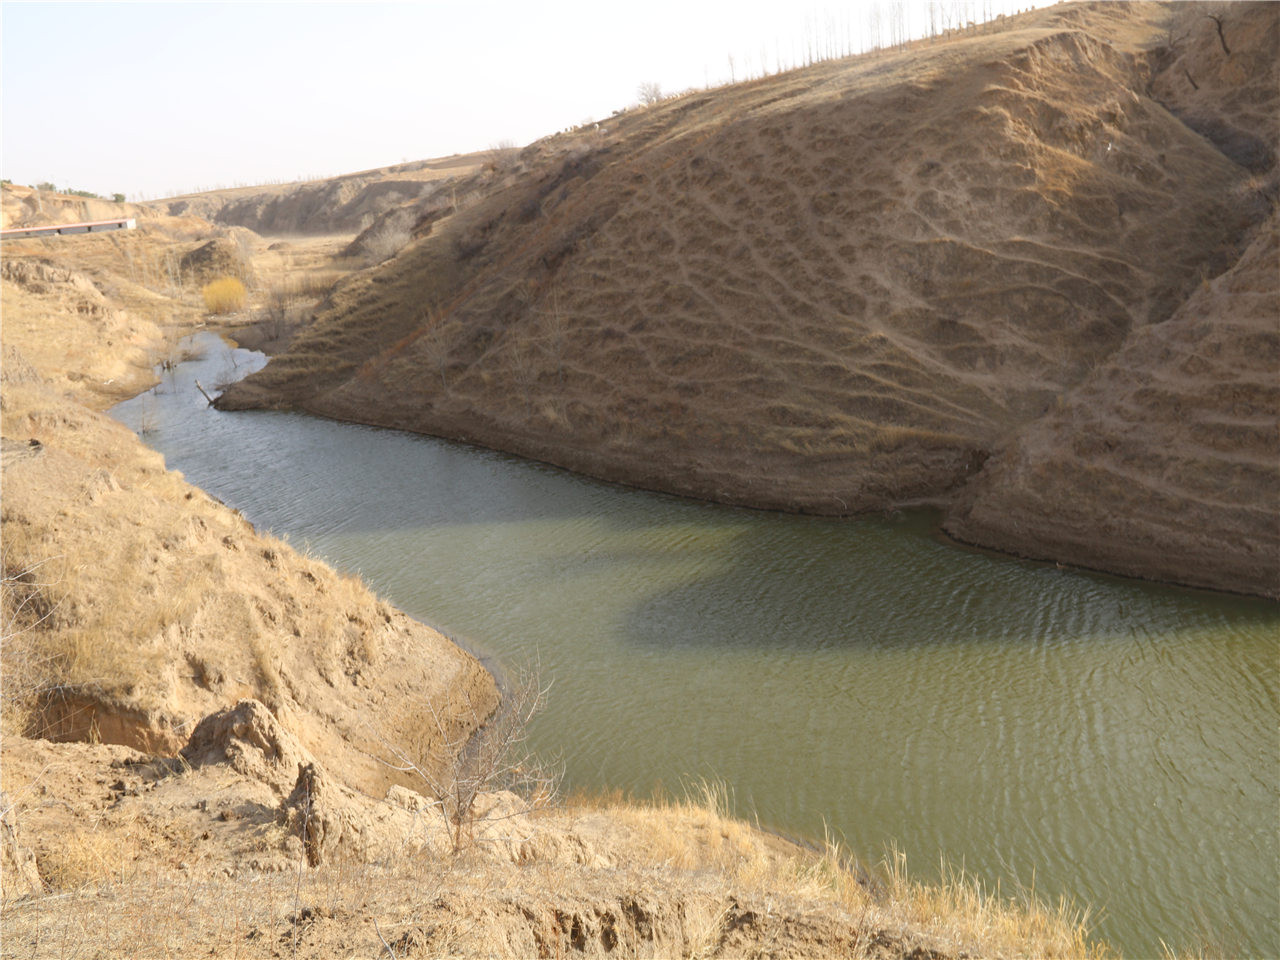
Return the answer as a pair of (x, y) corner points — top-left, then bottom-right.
(114, 334), (1279, 957)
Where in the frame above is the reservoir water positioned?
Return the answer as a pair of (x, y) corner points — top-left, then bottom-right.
(112, 334), (1279, 957)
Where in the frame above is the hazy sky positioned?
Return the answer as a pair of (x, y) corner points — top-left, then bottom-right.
(3, 1), (1043, 200)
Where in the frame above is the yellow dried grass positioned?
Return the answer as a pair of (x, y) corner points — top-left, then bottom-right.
(201, 275), (246, 314)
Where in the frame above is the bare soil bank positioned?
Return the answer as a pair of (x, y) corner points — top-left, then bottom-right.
(219, 1), (1280, 598)
(0, 214), (498, 793)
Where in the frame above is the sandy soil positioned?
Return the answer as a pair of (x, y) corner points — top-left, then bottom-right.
(218, 1), (1279, 598)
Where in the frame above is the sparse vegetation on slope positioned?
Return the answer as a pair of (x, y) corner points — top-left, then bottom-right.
(217, 1), (1278, 596)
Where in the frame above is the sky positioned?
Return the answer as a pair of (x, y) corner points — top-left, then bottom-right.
(2, 1), (1046, 201)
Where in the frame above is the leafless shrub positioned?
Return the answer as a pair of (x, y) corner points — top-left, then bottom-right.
(230, 230), (256, 285)
(419, 305), (456, 390)
(1, 549), (64, 734)
(485, 140), (520, 175)
(259, 280), (304, 344)
(364, 211), (415, 266)
(379, 670), (558, 855)
(637, 80), (664, 106)
(161, 248), (185, 298)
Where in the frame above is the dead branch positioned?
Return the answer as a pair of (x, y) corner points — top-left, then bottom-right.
(193, 379), (215, 406)
(373, 668), (559, 854)
(1205, 13), (1230, 55)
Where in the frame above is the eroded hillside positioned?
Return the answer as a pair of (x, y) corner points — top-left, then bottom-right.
(946, 211), (1279, 597)
(0, 212), (498, 795)
(219, 2), (1278, 596)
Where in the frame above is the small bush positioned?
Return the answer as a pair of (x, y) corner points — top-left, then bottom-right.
(112, 193), (125, 203)
(202, 276), (247, 315)
(363, 212), (414, 265)
(637, 81), (663, 105)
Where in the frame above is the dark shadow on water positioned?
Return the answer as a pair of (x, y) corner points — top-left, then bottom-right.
(613, 514), (1280, 653)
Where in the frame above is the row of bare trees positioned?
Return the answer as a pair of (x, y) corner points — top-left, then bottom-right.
(635, 1), (1028, 103)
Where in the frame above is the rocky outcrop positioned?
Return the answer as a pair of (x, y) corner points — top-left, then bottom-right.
(183, 699), (313, 795)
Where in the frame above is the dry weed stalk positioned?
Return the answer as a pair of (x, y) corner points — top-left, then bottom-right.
(378, 670), (558, 854)
(0, 551), (64, 734)
(419, 305), (455, 390)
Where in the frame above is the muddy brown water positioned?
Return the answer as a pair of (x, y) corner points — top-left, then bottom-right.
(113, 334), (1278, 957)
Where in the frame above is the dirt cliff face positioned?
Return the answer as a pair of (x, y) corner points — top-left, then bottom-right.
(944, 2), (1280, 598)
(947, 213), (1280, 597)
(219, 2), (1278, 595)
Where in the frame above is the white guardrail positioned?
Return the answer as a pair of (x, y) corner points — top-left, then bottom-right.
(0, 218), (137, 240)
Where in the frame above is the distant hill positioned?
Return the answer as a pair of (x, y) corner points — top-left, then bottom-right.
(160, 155), (484, 236)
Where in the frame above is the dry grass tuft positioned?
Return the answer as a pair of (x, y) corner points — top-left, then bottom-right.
(38, 825), (135, 891)
(201, 275), (246, 314)
(875, 843), (1111, 959)
(561, 781), (1111, 959)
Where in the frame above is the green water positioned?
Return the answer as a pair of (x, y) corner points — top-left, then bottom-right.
(113, 334), (1280, 957)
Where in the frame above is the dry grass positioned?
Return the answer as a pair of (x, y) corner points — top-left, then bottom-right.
(559, 780), (1112, 959)
(876, 843), (1109, 959)
(37, 825), (137, 892)
(201, 275), (246, 314)
(1, 775), (1115, 959)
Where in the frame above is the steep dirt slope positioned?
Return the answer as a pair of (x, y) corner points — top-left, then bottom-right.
(947, 212), (1279, 597)
(221, 3), (1265, 519)
(1, 380), (497, 790)
(944, 2), (1279, 597)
